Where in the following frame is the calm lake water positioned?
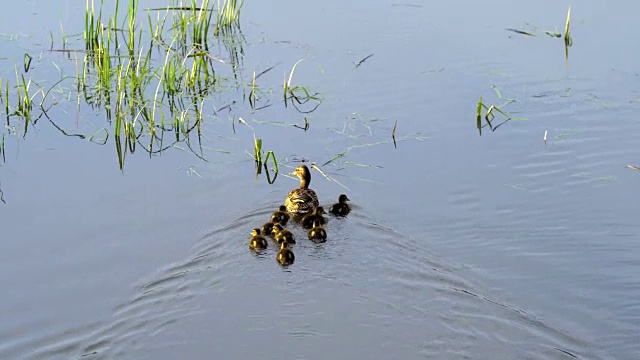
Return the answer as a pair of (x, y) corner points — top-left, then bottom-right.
(1, 1), (640, 359)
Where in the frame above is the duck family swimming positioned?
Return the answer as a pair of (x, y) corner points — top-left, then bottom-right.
(247, 164), (352, 266)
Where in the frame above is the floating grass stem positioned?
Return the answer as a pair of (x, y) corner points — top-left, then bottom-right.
(23, 53), (32, 73)
(505, 28), (535, 37)
(263, 150), (278, 184)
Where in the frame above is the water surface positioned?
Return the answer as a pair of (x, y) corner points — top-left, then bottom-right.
(1, 1), (639, 359)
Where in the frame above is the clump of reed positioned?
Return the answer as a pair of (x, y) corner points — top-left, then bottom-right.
(1, 0), (327, 183)
(475, 85), (527, 135)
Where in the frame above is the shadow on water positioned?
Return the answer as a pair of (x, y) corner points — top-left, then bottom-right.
(12, 202), (596, 359)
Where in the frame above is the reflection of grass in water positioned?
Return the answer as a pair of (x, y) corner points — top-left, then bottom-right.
(476, 85), (527, 135)
(3, 0), (277, 170)
(1, 0), (240, 168)
(283, 59), (321, 113)
(0, 0), (409, 194)
(0, 0), (323, 175)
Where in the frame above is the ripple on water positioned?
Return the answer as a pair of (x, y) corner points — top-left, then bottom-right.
(15, 201), (602, 360)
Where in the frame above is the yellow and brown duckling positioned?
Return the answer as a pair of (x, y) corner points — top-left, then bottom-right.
(276, 241), (295, 266)
(261, 222), (275, 236)
(249, 228), (268, 251)
(285, 165), (320, 215)
(301, 206), (327, 229)
(329, 194), (351, 216)
(270, 205), (290, 225)
(308, 219), (327, 243)
(272, 223), (295, 244)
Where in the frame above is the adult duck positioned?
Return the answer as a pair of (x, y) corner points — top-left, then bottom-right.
(284, 165), (319, 215)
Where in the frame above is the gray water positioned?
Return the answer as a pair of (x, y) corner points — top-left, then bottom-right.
(1, 0), (640, 359)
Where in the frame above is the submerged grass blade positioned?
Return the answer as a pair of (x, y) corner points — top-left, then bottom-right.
(505, 28), (535, 36)
(392, 120), (397, 149)
(310, 163), (350, 191)
(354, 53), (373, 68)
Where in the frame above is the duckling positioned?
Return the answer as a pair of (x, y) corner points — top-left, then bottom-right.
(270, 205), (290, 225)
(276, 241), (295, 266)
(329, 194), (351, 216)
(249, 228), (268, 251)
(284, 165), (320, 215)
(308, 219), (327, 243)
(272, 223), (295, 244)
(261, 222), (275, 236)
(301, 206), (327, 229)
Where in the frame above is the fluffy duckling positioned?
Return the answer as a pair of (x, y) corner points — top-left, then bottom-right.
(284, 165), (320, 215)
(308, 219), (327, 243)
(329, 194), (351, 216)
(261, 222), (275, 236)
(249, 228), (268, 251)
(270, 205), (290, 225)
(272, 223), (295, 244)
(276, 241), (295, 266)
(301, 206), (327, 229)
